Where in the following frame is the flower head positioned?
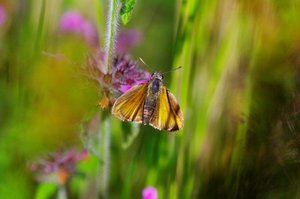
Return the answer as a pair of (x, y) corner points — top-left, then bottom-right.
(59, 10), (98, 46)
(111, 55), (151, 93)
(116, 29), (142, 54)
(0, 5), (7, 27)
(87, 49), (151, 99)
(142, 186), (158, 199)
(31, 149), (88, 185)
(60, 11), (85, 33)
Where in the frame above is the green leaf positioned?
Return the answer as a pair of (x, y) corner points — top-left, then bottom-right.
(120, 0), (136, 25)
(122, 122), (140, 149)
(35, 183), (57, 199)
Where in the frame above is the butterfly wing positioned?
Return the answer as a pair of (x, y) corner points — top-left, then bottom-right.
(150, 86), (184, 131)
(112, 83), (148, 123)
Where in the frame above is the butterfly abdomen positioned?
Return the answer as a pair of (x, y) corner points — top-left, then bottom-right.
(143, 97), (157, 124)
(143, 78), (162, 124)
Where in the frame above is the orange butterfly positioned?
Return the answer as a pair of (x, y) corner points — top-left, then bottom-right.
(112, 72), (184, 131)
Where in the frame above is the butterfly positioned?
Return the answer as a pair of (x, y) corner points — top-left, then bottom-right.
(112, 72), (184, 131)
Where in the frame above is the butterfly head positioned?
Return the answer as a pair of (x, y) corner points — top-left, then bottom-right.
(151, 72), (164, 81)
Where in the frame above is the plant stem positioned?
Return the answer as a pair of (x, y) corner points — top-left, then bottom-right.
(101, 116), (111, 198)
(57, 185), (67, 199)
(99, 0), (121, 197)
(34, 0), (46, 53)
(105, 0), (121, 74)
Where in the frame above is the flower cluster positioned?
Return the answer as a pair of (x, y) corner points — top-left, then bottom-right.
(111, 55), (151, 93)
(87, 49), (151, 107)
(31, 149), (88, 185)
(59, 11), (98, 46)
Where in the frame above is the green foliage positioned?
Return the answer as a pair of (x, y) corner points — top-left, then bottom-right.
(35, 183), (57, 199)
(120, 0), (135, 25)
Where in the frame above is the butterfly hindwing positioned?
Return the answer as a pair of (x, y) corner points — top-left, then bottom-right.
(112, 83), (148, 123)
(150, 86), (184, 131)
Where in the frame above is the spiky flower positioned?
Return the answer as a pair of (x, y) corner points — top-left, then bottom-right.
(31, 149), (88, 185)
(87, 49), (150, 108)
(111, 55), (151, 93)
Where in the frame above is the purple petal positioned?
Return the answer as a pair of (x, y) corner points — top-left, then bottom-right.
(59, 11), (99, 46)
(119, 84), (133, 93)
(59, 11), (85, 33)
(0, 5), (7, 27)
(142, 186), (158, 199)
(31, 163), (38, 171)
(118, 79), (148, 93)
(144, 72), (152, 80)
(116, 29), (142, 54)
(81, 21), (99, 46)
(135, 79), (149, 85)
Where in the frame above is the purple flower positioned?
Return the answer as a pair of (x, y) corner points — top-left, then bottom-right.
(111, 55), (151, 93)
(87, 48), (150, 109)
(31, 149), (88, 185)
(81, 20), (99, 46)
(59, 11), (98, 46)
(87, 50), (151, 95)
(60, 11), (85, 33)
(0, 5), (6, 27)
(116, 29), (142, 54)
(142, 186), (158, 199)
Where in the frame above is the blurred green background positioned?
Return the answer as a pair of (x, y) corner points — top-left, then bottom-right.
(1, 0), (300, 198)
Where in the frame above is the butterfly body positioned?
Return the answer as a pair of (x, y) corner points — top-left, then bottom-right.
(143, 73), (163, 124)
(112, 72), (184, 131)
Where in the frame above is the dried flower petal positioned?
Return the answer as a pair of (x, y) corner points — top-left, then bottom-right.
(99, 95), (110, 109)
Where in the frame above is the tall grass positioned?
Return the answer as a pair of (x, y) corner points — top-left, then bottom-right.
(170, 0), (300, 198)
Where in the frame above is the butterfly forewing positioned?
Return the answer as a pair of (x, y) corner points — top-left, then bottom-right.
(112, 83), (148, 123)
(150, 86), (184, 131)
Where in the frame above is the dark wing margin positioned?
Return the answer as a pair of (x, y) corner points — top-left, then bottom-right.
(166, 89), (184, 131)
(150, 86), (184, 131)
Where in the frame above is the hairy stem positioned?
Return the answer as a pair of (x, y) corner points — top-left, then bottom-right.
(98, 1), (121, 197)
(105, 0), (121, 74)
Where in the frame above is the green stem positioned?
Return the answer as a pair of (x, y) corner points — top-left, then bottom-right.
(105, 0), (121, 74)
(57, 185), (67, 199)
(34, 0), (46, 53)
(101, 116), (111, 198)
(99, 0), (121, 197)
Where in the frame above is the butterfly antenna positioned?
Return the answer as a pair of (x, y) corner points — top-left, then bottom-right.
(162, 66), (182, 75)
(139, 57), (153, 72)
